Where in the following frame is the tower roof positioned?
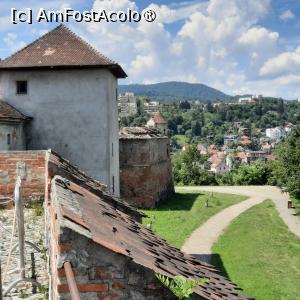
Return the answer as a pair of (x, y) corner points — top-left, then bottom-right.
(0, 25), (126, 78)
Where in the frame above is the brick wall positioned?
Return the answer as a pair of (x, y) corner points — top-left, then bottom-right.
(0, 151), (47, 202)
(119, 138), (174, 208)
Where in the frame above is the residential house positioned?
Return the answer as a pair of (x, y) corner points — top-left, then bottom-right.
(208, 144), (218, 154)
(146, 111), (168, 135)
(0, 24), (125, 195)
(144, 101), (160, 113)
(197, 143), (207, 154)
(266, 127), (285, 140)
(224, 134), (239, 145)
(239, 127), (251, 137)
(209, 152), (230, 174)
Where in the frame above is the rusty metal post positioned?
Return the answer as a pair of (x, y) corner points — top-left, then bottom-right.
(64, 262), (80, 300)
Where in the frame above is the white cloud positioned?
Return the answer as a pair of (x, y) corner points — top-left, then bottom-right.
(238, 27), (278, 46)
(260, 47), (300, 76)
(280, 10), (294, 21)
(4, 0), (300, 98)
(3, 32), (26, 52)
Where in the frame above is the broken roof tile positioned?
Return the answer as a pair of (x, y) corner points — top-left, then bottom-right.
(52, 175), (253, 300)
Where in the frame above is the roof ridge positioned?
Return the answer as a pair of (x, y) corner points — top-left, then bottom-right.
(1, 24), (62, 63)
(60, 24), (117, 65)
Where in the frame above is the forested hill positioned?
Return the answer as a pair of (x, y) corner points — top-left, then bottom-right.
(118, 81), (231, 103)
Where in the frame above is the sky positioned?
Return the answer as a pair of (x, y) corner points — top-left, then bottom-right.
(1, 0), (300, 99)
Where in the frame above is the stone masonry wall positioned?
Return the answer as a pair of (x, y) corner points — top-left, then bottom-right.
(119, 138), (174, 208)
(0, 151), (46, 202)
(53, 227), (176, 300)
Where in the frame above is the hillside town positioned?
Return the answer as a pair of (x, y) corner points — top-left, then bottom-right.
(0, 3), (300, 300)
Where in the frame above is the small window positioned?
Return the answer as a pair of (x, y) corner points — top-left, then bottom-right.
(112, 176), (115, 194)
(7, 134), (11, 145)
(112, 143), (114, 157)
(16, 81), (27, 95)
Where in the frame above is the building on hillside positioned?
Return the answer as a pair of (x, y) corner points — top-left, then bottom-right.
(224, 134), (239, 145)
(208, 152), (230, 174)
(266, 127), (285, 140)
(143, 101), (159, 113)
(208, 144), (218, 154)
(118, 92), (137, 117)
(239, 136), (252, 147)
(239, 127), (251, 137)
(238, 95), (262, 104)
(245, 150), (268, 163)
(0, 100), (31, 150)
(146, 111), (168, 135)
(119, 127), (174, 208)
(0, 24), (126, 196)
(284, 123), (294, 133)
(197, 143), (207, 154)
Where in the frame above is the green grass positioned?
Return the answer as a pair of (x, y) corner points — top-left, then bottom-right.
(173, 134), (188, 146)
(142, 189), (247, 248)
(211, 200), (300, 300)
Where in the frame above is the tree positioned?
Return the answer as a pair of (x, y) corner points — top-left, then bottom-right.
(192, 121), (201, 136)
(271, 125), (300, 198)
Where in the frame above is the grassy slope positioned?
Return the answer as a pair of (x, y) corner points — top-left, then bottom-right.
(212, 200), (300, 300)
(142, 190), (247, 248)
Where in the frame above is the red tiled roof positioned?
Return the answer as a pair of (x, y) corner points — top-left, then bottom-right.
(152, 111), (167, 124)
(0, 25), (126, 78)
(52, 176), (252, 300)
(47, 150), (143, 221)
(0, 100), (31, 122)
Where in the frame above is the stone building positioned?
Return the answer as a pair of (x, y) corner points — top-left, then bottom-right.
(0, 24), (126, 196)
(119, 127), (174, 208)
(0, 100), (31, 150)
(146, 111), (168, 135)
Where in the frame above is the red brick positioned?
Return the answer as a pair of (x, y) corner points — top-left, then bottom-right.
(112, 282), (125, 290)
(58, 283), (109, 293)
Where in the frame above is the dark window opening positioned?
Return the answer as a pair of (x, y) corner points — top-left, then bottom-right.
(16, 81), (27, 95)
(112, 143), (114, 157)
(7, 134), (11, 145)
(112, 176), (115, 194)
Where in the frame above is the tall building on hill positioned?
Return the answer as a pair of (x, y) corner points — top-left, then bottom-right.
(118, 92), (137, 117)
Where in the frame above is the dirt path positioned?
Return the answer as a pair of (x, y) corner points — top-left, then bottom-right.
(180, 186), (300, 260)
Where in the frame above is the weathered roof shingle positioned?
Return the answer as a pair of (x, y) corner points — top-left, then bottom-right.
(0, 25), (126, 78)
(0, 100), (31, 122)
(52, 175), (253, 300)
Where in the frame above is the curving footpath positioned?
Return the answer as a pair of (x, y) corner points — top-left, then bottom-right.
(181, 186), (300, 261)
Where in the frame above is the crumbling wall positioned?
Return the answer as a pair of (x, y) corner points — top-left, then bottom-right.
(0, 150), (46, 201)
(50, 228), (176, 300)
(119, 138), (174, 208)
